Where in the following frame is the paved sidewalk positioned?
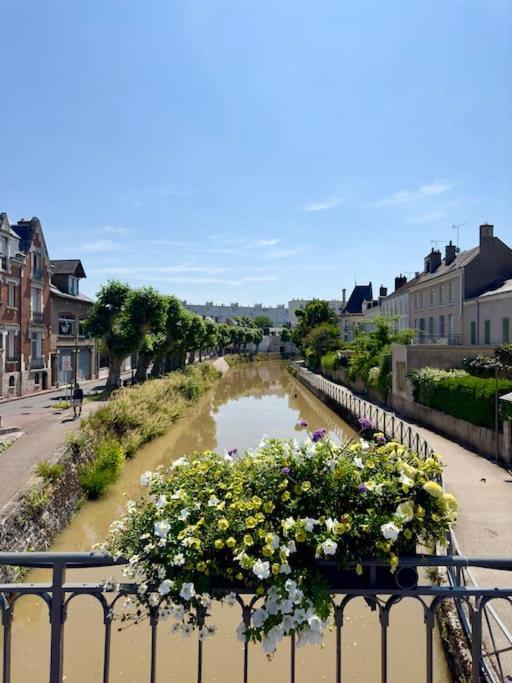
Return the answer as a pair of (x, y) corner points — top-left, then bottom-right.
(0, 371), (131, 512)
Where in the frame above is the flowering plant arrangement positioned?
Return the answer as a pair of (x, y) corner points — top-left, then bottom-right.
(105, 429), (457, 653)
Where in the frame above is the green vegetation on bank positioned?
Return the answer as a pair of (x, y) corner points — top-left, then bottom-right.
(69, 363), (220, 499)
(411, 367), (512, 429)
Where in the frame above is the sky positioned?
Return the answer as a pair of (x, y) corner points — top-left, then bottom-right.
(1, 0), (511, 304)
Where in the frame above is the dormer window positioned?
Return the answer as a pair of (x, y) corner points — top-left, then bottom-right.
(68, 276), (79, 295)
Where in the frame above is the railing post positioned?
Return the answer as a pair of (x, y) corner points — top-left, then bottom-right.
(49, 560), (66, 683)
(2, 600), (12, 683)
(470, 601), (483, 683)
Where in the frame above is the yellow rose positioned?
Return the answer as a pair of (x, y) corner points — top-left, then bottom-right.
(217, 517), (230, 531)
(423, 481), (444, 498)
(301, 481), (312, 492)
(214, 539), (225, 550)
(442, 493), (458, 511)
(263, 502), (275, 514)
(246, 517), (257, 529)
(226, 537), (236, 548)
(243, 534), (254, 546)
(272, 563), (280, 575)
(262, 545), (273, 557)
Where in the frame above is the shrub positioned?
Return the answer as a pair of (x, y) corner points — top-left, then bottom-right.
(463, 354), (499, 378)
(367, 366), (381, 389)
(36, 461), (64, 482)
(52, 400), (71, 410)
(24, 484), (50, 518)
(79, 438), (125, 499)
(496, 344), (512, 367)
(320, 351), (341, 373)
(411, 368), (512, 429)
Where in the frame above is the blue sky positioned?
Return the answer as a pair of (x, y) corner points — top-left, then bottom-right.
(1, 0), (511, 304)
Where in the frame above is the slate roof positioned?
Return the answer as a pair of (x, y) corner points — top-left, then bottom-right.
(11, 222), (35, 254)
(51, 259), (86, 278)
(411, 247), (479, 286)
(477, 278), (512, 299)
(50, 284), (93, 303)
(343, 283), (373, 314)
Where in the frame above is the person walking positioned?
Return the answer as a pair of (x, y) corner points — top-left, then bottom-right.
(72, 382), (84, 419)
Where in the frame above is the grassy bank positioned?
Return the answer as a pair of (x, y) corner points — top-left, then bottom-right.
(225, 352), (285, 366)
(69, 363), (220, 498)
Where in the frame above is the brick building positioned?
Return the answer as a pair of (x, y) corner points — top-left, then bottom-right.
(50, 259), (97, 385)
(0, 214), (52, 396)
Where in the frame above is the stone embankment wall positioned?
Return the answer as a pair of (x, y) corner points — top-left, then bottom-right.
(0, 443), (90, 582)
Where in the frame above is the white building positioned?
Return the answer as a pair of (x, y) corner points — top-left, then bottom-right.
(463, 278), (512, 346)
(183, 301), (289, 326)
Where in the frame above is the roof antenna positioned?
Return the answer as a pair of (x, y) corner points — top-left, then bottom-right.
(452, 223), (466, 252)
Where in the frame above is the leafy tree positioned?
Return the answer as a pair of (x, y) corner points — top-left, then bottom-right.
(254, 315), (273, 329)
(292, 300), (338, 349)
(252, 328), (263, 351)
(151, 296), (188, 376)
(303, 323), (341, 369)
(86, 282), (166, 390)
(280, 328), (292, 343)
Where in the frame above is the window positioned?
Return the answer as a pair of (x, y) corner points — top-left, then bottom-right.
(78, 318), (87, 338)
(32, 252), (43, 281)
(7, 283), (15, 307)
(419, 291), (423, 309)
(31, 287), (43, 316)
(448, 314), (454, 338)
(449, 281), (454, 304)
(484, 320), (491, 345)
(439, 315), (445, 337)
(470, 321), (477, 345)
(430, 288), (435, 307)
(8, 375), (15, 387)
(428, 316), (434, 336)
(1, 236), (8, 270)
(439, 285), (443, 305)
(31, 331), (42, 360)
(7, 331), (16, 360)
(68, 276), (79, 295)
(503, 318), (510, 344)
(58, 314), (76, 337)
(34, 373), (40, 385)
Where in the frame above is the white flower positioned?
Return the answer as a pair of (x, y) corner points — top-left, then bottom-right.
(179, 582), (196, 601)
(399, 472), (413, 487)
(207, 495), (220, 507)
(170, 489), (185, 500)
(374, 483), (385, 496)
(252, 559), (270, 580)
(303, 517), (318, 533)
(140, 471), (153, 487)
(270, 533), (280, 549)
(353, 456), (364, 469)
(279, 562), (291, 574)
(381, 522), (400, 542)
(252, 607), (268, 628)
(155, 495), (167, 509)
(325, 517), (337, 533)
(182, 623), (193, 637)
(158, 579), (174, 596)
(199, 625), (217, 641)
(224, 592), (237, 606)
(171, 457), (188, 470)
(178, 508), (190, 521)
(172, 553), (185, 566)
(154, 520), (171, 539)
(282, 516), (295, 532)
(262, 626), (284, 654)
(359, 439), (370, 451)
(236, 622), (247, 642)
(287, 540), (297, 554)
(321, 538), (338, 556)
(395, 501), (414, 523)
(170, 603), (185, 620)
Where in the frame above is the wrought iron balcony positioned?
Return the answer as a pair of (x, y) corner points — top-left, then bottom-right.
(31, 311), (44, 325)
(0, 551), (511, 683)
(30, 357), (44, 369)
(32, 267), (44, 282)
(411, 333), (463, 346)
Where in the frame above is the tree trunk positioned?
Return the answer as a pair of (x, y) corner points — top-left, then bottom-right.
(135, 352), (152, 383)
(106, 356), (123, 391)
(151, 354), (165, 378)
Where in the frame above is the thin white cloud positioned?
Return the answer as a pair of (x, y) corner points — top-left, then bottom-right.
(252, 238), (281, 247)
(127, 274), (279, 285)
(407, 211), (447, 225)
(302, 196), (345, 212)
(89, 264), (229, 275)
(104, 225), (130, 234)
(80, 240), (127, 253)
(372, 181), (452, 207)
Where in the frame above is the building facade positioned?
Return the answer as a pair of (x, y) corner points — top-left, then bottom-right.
(184, 301), (289, 326)
(289, 298), (345, 327)
(463, 278), (512, 346)
(0, 214), (52, 396)
(50, 260), (97, 386)
(407, 225), (512, 345)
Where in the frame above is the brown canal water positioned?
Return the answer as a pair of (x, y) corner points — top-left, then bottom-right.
(5, 362), (450, 682)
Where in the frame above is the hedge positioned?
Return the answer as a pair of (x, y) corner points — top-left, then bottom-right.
(411, 368), (512, 430)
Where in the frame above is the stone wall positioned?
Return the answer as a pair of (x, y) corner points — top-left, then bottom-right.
(0, 443), (90, 582)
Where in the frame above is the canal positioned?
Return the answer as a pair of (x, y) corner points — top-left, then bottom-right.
(6, 361), (450, 681)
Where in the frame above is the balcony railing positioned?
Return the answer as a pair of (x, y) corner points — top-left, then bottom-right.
(32, 267), (44, 282)
(30, 357), (44, 369)
(31, 311), (44, 325)
(411, 333), (462, 346)
(0, 552), (511, 683)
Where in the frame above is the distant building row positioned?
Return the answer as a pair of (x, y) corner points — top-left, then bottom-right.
(0, 214), (97, 397)
(340, 223), (512, 347)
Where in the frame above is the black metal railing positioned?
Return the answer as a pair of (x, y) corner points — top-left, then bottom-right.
(0, 552), (511, 683)
(411, 333), (463, 346)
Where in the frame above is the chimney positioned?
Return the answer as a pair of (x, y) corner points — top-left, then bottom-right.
(342, 288), (346, 305)
(479, 223), (494, 246)
(379, 285), (388, 298)
(394, 274), (407, 291)
(424, 248), (442, 273)
(445, 240), (457, 265)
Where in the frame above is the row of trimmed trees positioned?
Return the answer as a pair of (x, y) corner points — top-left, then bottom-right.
(85, 281), (264, 390)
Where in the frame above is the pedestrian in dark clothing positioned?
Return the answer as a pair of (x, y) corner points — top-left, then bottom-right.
(72, 383), (84, 418)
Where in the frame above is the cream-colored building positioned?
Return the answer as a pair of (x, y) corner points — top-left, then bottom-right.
(463, 278), (512, 346)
